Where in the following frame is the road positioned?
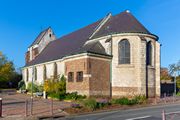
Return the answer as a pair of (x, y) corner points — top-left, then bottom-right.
(66, 103), (180, 120)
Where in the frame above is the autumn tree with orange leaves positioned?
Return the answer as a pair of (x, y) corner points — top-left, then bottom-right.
(0, 51), (21, 88)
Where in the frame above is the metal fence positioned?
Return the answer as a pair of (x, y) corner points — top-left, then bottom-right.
(162, 110), (180, 120)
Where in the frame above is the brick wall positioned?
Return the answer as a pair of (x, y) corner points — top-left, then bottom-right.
(65, 56), (110, 97)
(32, 48), (39, 59)
(25, 51), (30, 63)
(65, 58), (90, 96)
(89, 58), (110, 96)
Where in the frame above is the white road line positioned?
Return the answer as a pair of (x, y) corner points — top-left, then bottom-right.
(126, 115), (151, 120)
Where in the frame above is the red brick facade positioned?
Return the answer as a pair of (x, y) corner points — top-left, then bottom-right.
(65, 56), (110, 97)
(25, 51), (30, 63)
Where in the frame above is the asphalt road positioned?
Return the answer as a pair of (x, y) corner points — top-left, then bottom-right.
(66, 103), (180, 120)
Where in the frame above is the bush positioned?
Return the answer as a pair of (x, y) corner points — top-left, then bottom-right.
(82, 98), (97, 111)
(96, 99), (109, 108)
(65, 92), (86, 100)
(45, 75), (66, 100)
(71, 103), (81, 108)
(111, 95), (146, 105)
(133, 95), (146, 104)
(27, 83), (43, 93)
(111, 97), (130, 105)
(44, 75), (66, 93)
(18, 80), (26, 90)
(48, 92), (65, 100)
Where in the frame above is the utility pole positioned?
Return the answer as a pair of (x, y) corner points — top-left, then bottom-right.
(174, 72), (177, 96)
(30, 66), (35, 115)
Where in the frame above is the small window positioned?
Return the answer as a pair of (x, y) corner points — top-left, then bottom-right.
(49, 34), (52, 38)
(76, 71), (83, 82)
(68, 72), (74, 82)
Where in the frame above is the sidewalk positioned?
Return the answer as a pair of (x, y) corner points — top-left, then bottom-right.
(0, 93), (71, 119)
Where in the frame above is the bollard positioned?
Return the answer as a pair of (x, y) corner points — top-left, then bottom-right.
(0, 98), (2, 117)
(25, 100), (28, 117)
(162, 109), (166, 120)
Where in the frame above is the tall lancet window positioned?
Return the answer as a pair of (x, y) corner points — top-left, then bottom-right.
(26, 69), (29, 82)
(43, 65), (47, 80)
(34, 67), (37, 81)
(53, 62), (58, 79)
(147, 41), (152, 66)
(118, 39), (130, 64)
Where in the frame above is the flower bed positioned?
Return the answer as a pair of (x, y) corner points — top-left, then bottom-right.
(64, 95), (147, 114)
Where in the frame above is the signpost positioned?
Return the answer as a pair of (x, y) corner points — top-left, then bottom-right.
(0, 98), (2, 117)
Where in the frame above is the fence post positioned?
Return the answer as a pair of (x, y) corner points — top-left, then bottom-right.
(164, 93), (166, 104)
(173, 93), (175, 103)
(25, 100), (28, 117)
(50, 99), (53, 116)
(30, 97), (33, 115)
(0, 98), (2, 117)
(162, 109), (166, 120)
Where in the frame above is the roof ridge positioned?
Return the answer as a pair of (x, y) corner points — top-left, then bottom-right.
(89, 13), (112, 39)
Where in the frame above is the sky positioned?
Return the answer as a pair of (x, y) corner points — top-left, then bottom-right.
(0, 0), (179, 69)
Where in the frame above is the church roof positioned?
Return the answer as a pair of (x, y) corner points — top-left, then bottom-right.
(25, 11), (155, 67)
(92, 11), (151, 38)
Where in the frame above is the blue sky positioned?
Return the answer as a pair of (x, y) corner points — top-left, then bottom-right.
(0, 0), (179, 69)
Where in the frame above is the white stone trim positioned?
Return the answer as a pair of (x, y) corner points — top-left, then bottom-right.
(83, 74), (92, 78)
(22, 53), (111, 70)
(86, 33), (157, 44)
(89, 13), (112, 39)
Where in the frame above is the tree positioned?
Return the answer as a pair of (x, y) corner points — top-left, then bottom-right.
(160, 67), (171, 80)
(169, 60), (180, 76)
(169, 60), (180, 93)
(0, 51), (21, 88)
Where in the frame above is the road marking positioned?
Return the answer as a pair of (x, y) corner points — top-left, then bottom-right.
(126, 115), (151, 120)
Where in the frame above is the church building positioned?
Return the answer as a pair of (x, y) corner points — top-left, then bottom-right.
(22, 11), (161, 98)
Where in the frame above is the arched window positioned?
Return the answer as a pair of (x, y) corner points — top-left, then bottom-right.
(147, 42), (152, 65)
(119, 39), (130, 64)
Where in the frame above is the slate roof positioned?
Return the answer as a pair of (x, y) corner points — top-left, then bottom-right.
(25, 11), (154, 67)
(92, 11), (151, 38)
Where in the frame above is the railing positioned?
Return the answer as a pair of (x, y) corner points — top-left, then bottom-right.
(162, 110), (180, 120)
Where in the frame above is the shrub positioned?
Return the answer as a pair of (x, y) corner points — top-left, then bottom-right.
(82, 98), (97, 111)
(27, 83), (43, 93)
(44, 75), (66, 93)
(111, 97), (130, 105)
(45, 75), (66, 100)
(111, 95), (146, 105)
(71, 103), (81, 108)
(27, 82), (39, 93)
(65, 92), (86, 100)
(133, 95), (146, 104)
(48, 92), (65, 100)
(18, 80), (26, 90)
(97, 99), (109, 108)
